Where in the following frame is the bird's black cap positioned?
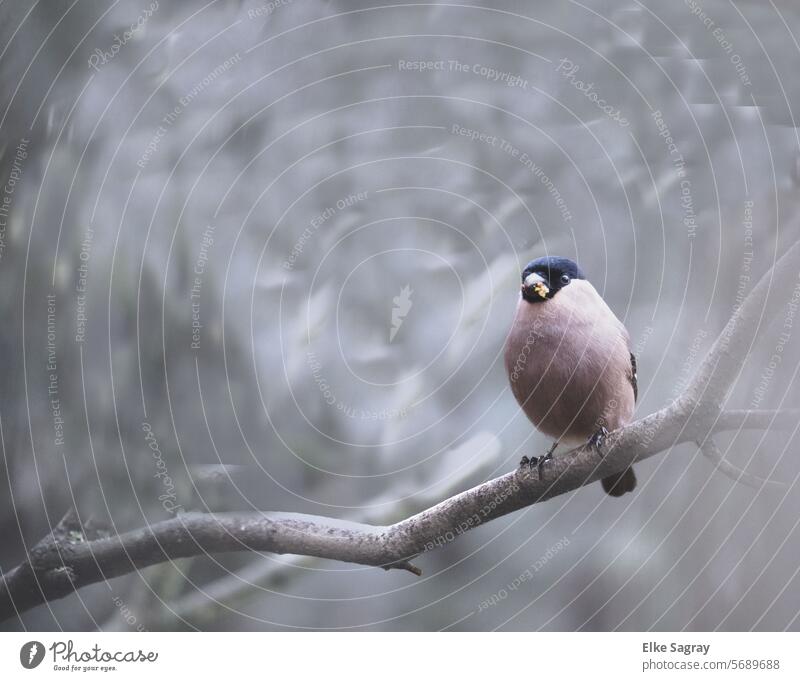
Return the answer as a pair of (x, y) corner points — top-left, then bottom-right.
(522, 256), (585, 281)
(520, 256), (585, 302)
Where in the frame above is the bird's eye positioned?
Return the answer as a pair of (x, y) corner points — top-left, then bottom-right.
(559, 274), (570, 285)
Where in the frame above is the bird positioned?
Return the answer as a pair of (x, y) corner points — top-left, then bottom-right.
(504, 256), (637, 496)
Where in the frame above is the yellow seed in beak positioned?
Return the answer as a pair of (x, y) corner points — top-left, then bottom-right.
(533, 282), (549, 298)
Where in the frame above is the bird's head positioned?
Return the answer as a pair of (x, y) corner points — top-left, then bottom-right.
(520, 256), (585, 303)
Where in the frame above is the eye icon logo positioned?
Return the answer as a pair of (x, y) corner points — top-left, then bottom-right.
(20, 641), (45, 669)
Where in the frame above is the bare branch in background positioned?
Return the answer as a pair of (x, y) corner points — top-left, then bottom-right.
(2, 241), (798, 623)
(698, 439), (785, 490)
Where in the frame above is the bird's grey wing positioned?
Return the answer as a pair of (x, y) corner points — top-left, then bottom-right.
(629, 352), (638, 403)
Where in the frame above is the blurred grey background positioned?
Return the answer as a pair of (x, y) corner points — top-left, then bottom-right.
(1, 0), (800, 631)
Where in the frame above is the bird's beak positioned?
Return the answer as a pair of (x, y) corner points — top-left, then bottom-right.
(522, 272), (549, 300)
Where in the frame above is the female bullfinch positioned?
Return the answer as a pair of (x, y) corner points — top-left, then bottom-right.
(504, 256), (637, 496)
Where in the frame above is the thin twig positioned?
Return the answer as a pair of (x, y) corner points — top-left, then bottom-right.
(698, 439), (786, 490)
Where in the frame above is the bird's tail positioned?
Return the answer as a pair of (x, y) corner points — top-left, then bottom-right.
(601, 466), (636, 497)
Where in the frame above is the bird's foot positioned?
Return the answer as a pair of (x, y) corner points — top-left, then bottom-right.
(520, 455), (543, 470)
(588, 427), (609, 455)
(536, 450), (553, 477)
(519, 443), (556, 479)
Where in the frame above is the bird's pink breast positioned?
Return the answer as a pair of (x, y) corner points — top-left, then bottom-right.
(504, 280), (634, 443)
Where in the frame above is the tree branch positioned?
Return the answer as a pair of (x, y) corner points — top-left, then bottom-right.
(2, 241), (798, 623)
(714, 409), (800, 432)
(698, 439), (786, 490)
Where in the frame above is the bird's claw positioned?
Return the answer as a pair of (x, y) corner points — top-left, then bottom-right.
(520, 455), (541, 469)
(588, 427), (609, 455)
(519, 452), (553, 479)
(536, 451), (553, 476)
